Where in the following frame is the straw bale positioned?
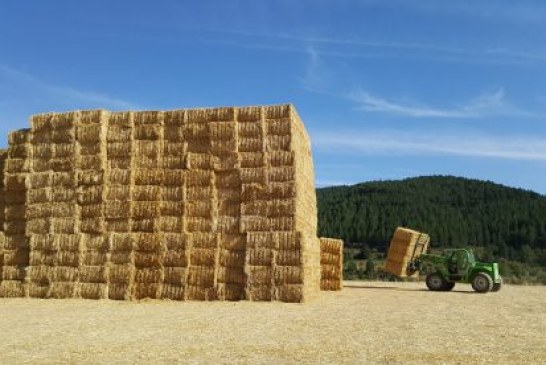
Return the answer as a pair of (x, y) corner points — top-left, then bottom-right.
(267, 182), (296, 199)
(51, 172), (76, 187)
(80, 143), (102, 156)
(8, 129), (31, 145)
(3, 235), (29, 250)
(239, 152), (265, 168)
(134, 268), (163, 283)
(51, 187), (76, 203)
(275, 266), (303, 285)
(248, 248), (273, 266)
(220, 234), (245, 250)
(277, 250), (302, 266)
(239, 168), (267, 184)
(164, 251), (187, 267)
(28, 265), (52, 282)
(82, 250), (108, 266)
(241, 201), (268, 216)
(190, 248), (216, 266)
(158, 216), (184, 233)
(267, 200), (295, 217)
(265, 135), (292, 152)
(29, 234), (55, 251)
(5, 158), (29, 173)
(185, 217), (215, 232)
(51, 218), (77, 234)
(80, 283), (108, 299)
(217, 267), (245, 284)
(186, 186), (215, 201)
(108, 283), (131, 300)
(211, 140), (238, 156)
(110, 251), (133, 265)
(31, 249), (57, 266)
(161, 156), (186, 170)
(81, 218), (105, 234)
(53, 143), (76, 158)
(106, 234), (131, 252)
(133, 185), (161, 201)
(189, 232), (219, 249)
(106, 219), (131, 233)
(163, 110), (185, 125)
(55, 234), (81, 252)
(133, 233), (164, 252)
(107, 142), (132, 157)
(185, 201), (213, 218)
(5, 205), (26, 220)
(134, 169), (164, 186)
(108, 169), (131, 185)
(5, 174), (27, 191)
(238, 106), (262, 122)
(108, 265), (134, 284)
(217, 216), (239, 233)
(134, 141), (160, 159)
(246, 232), (277, 249)
(266, 118), (292, 135)
(267, 151), (295, 166)
(186, 153), (215, 170)
(28, 283), (48, 298)
(48, 282), (77, 299)
(134, 283), (162, 300)
(56, 251), (80, 267)
(217, 283), (245, 301)
(164, 233), (186, 250)
(0, 281), (26, 298)
(160, 201), (184, 217)
(26, 218), (52, 234)
(269, 217), (295, 231)
(265, 104), (291, 119)
(77, 170), (104, 186)
(50, 266), (79, 281)
(133, 202), (161, 218)
(240, 183), (266, 202)
(187, 267), (215, 286)
(209, 121), (236, 140)
(161, 284), (184, 300)
(134, 156), (158, 169)
(108, 158), (132, 170)
(162, 142), (186, 157)
(276, 284), (304, 303)
(240, 216), (269, 232)
(218, 200), (240, 216)
(107, 126), (133, 143)
(214, 171), (240, 189)
(104, 202), (130, 219)
(106, 185), (131, 201)
(162, 170), (184, 186)
(135, 124), (161, 140)
(268, 167), (295, 182)
(246, 266), (272, 285)
(184, 124), (209, 141)
(81, 203), (103, 218)
(77, 186), (104, 205)
(1, 266), (27, 281)
(79, 155), (103, 170)
(131, 219), (156, 232)
(134, 252), (162, 267)
(77, 124), (105, 144)
(246, 285), (271, 301)
(163, 125), (184, 142)
(28, 172), (51, 189)
(9, 144), (29, 159)
(32, 144), (53, 159)
(238, 137), (264, 152)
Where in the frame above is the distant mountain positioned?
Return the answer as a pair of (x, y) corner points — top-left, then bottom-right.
(316, 176), (546, 265)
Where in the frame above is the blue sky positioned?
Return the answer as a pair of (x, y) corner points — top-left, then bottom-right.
(1, 1), (546, 193)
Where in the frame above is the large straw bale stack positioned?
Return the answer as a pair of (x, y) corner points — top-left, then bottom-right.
(385, 227), (430, 278)
(0, 104), (343, 302)
(320, 237), (343, 291)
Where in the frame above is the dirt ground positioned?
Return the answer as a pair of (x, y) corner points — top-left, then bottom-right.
(0, 281), (545, 364)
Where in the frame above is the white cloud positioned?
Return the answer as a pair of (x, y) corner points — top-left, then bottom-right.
(312, 129), (546, 162)
(349, 88), (534, 119)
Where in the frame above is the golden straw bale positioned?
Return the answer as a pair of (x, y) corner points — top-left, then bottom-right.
(217, 267), (245, 284)
(9, 144), (29, 159)
(80, 218), (105, 234)
(108, 157), (132, 170)
(246, 266), (272, 285)
(187, 267), (215, 287)
(81, 203), (103, 218)
(107, 125), (133, 143)
(163, 251), (187, 267)
(106, 185), (131, 201)
(238, 106), (262, 122)
(134, 252), (162, 267)
(135, 124), (161, 140)
(241, 201), (268, 216)
(161, 284), (184, 300)
(107, 142), (132, 157)
(239, 152), (265, 168)
(77, 124), (105, 144)
(277, 250), (302, 266)
(238, 121), (263, 137)
(3, 235), (29, 250)
(28, 265), (52, 282)
(132, 202), (161, 218)
(5, 158), (30, 173)
(80, 283), (107, 299)
(239, 168), (267, 184)
(186, 153), (215, 170)
(79, 155), (103, 170)
(268, 167), (295, 182)
(275, 266), (303, 285)
(164, 233), (186, 250)
(0, 280), (26, 298)
(108, 264), (133, 284)
(267, 151), (295, 166)
(246, 232), (277, 249)
(190, 248), (216, 266)
(240, 216), (269, 233)
(56, 251), (80, 267)
(134, 169), (164, 185)
(133, 233), (164, 252)
(161, 156), (185, 170)
(133, 185), (161, 201)
(108, 283), (131, 300)
(266, 135), (291, 151)
(77, 186), (104, 205)
(51, 218), (77, 234)
(160, 201), (184, 216)
(106, 219), (131, 233)
(265, 104), (291, 119)
(1, 266), (27, 281)
(131, 219), (156, 233)
(266, 118), (292, 135)
(110, 251), (133, 265)
(217, 216), (239, 233)
(80, 143), (102, 156)
(163, 110), (185, 125)
(134, 268), (163, 283)
(185, 201), (213, 217)
(220, 234), (245, 250)
(238, 137), (265, 152)
(79, 110), (105, 125)
(134, 283), (162, 300)
(105, 202), (131, 219)
(186, 186), (215, 201)
(108, 169), (131, 185)
(55, 234), (81, 251)
(33, 144), (53, 159)
(26, 218), (52, 234)
(82, 250), (108, 266)
(51, 187), (76, 203)
(158, 216), (184, 233)
(77, 170), (104, 186)
(217, 200), (240, 217)
(248, 248), (273, 266)
(277, 284), (304, 303)
(185, 217), (215, 232)
(51, 172), (76, 187)
(50, 266), (78, 281)
(8, 129), (31, 145)
(27, 283), (48, 298)
(53, 143), (76, 158)
(48, 282), (77, 299)
(210, 121), (236, 140)
(269, 217), (295, 231)
(134, 140), (160, 158)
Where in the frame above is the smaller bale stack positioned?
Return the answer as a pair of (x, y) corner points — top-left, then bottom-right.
(385, 227), (430, 278)
(319, 238), (343, 291)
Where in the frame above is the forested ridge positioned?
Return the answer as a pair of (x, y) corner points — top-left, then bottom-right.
(317, 176), (546, 270)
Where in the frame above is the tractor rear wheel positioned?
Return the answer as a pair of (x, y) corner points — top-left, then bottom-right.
(442, 282), (456, 291)
(491, 275), (503, 292)
(426, 273), (447, 291)
(471, 272), (493, 293)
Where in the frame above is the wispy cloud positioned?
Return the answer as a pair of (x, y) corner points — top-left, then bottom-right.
(313, 129), (546, 162)
(349, 88), (533, 119)
(0, 64), (138, 111)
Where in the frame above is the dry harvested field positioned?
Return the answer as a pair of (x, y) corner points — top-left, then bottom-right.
(1, 281), (545, 364)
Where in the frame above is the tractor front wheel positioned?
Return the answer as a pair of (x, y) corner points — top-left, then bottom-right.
(426, 273), (447, 291)
(442, 282), (455, 291)
(491, 275), (503, 292)
(471, 272), (493, 293)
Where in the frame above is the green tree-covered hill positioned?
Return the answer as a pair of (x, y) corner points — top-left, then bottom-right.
(317, 176), (546, 268)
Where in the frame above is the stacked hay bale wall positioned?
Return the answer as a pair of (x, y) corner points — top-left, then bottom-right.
(0, 104), (334, 302)
(319, 238), (343, 291)
(385, 227), (430, 278)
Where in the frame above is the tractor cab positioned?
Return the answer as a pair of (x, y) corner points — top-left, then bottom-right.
(447, 249), (475, 280)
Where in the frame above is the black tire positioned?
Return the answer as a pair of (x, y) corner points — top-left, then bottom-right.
(471, 272), (493, 293)
(491, 275), (503, 292)
(442, 281), (456, 291)
(426, 273), (447, 291)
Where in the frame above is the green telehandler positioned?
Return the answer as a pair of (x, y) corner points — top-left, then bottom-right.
(407, 248), (503, 293)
